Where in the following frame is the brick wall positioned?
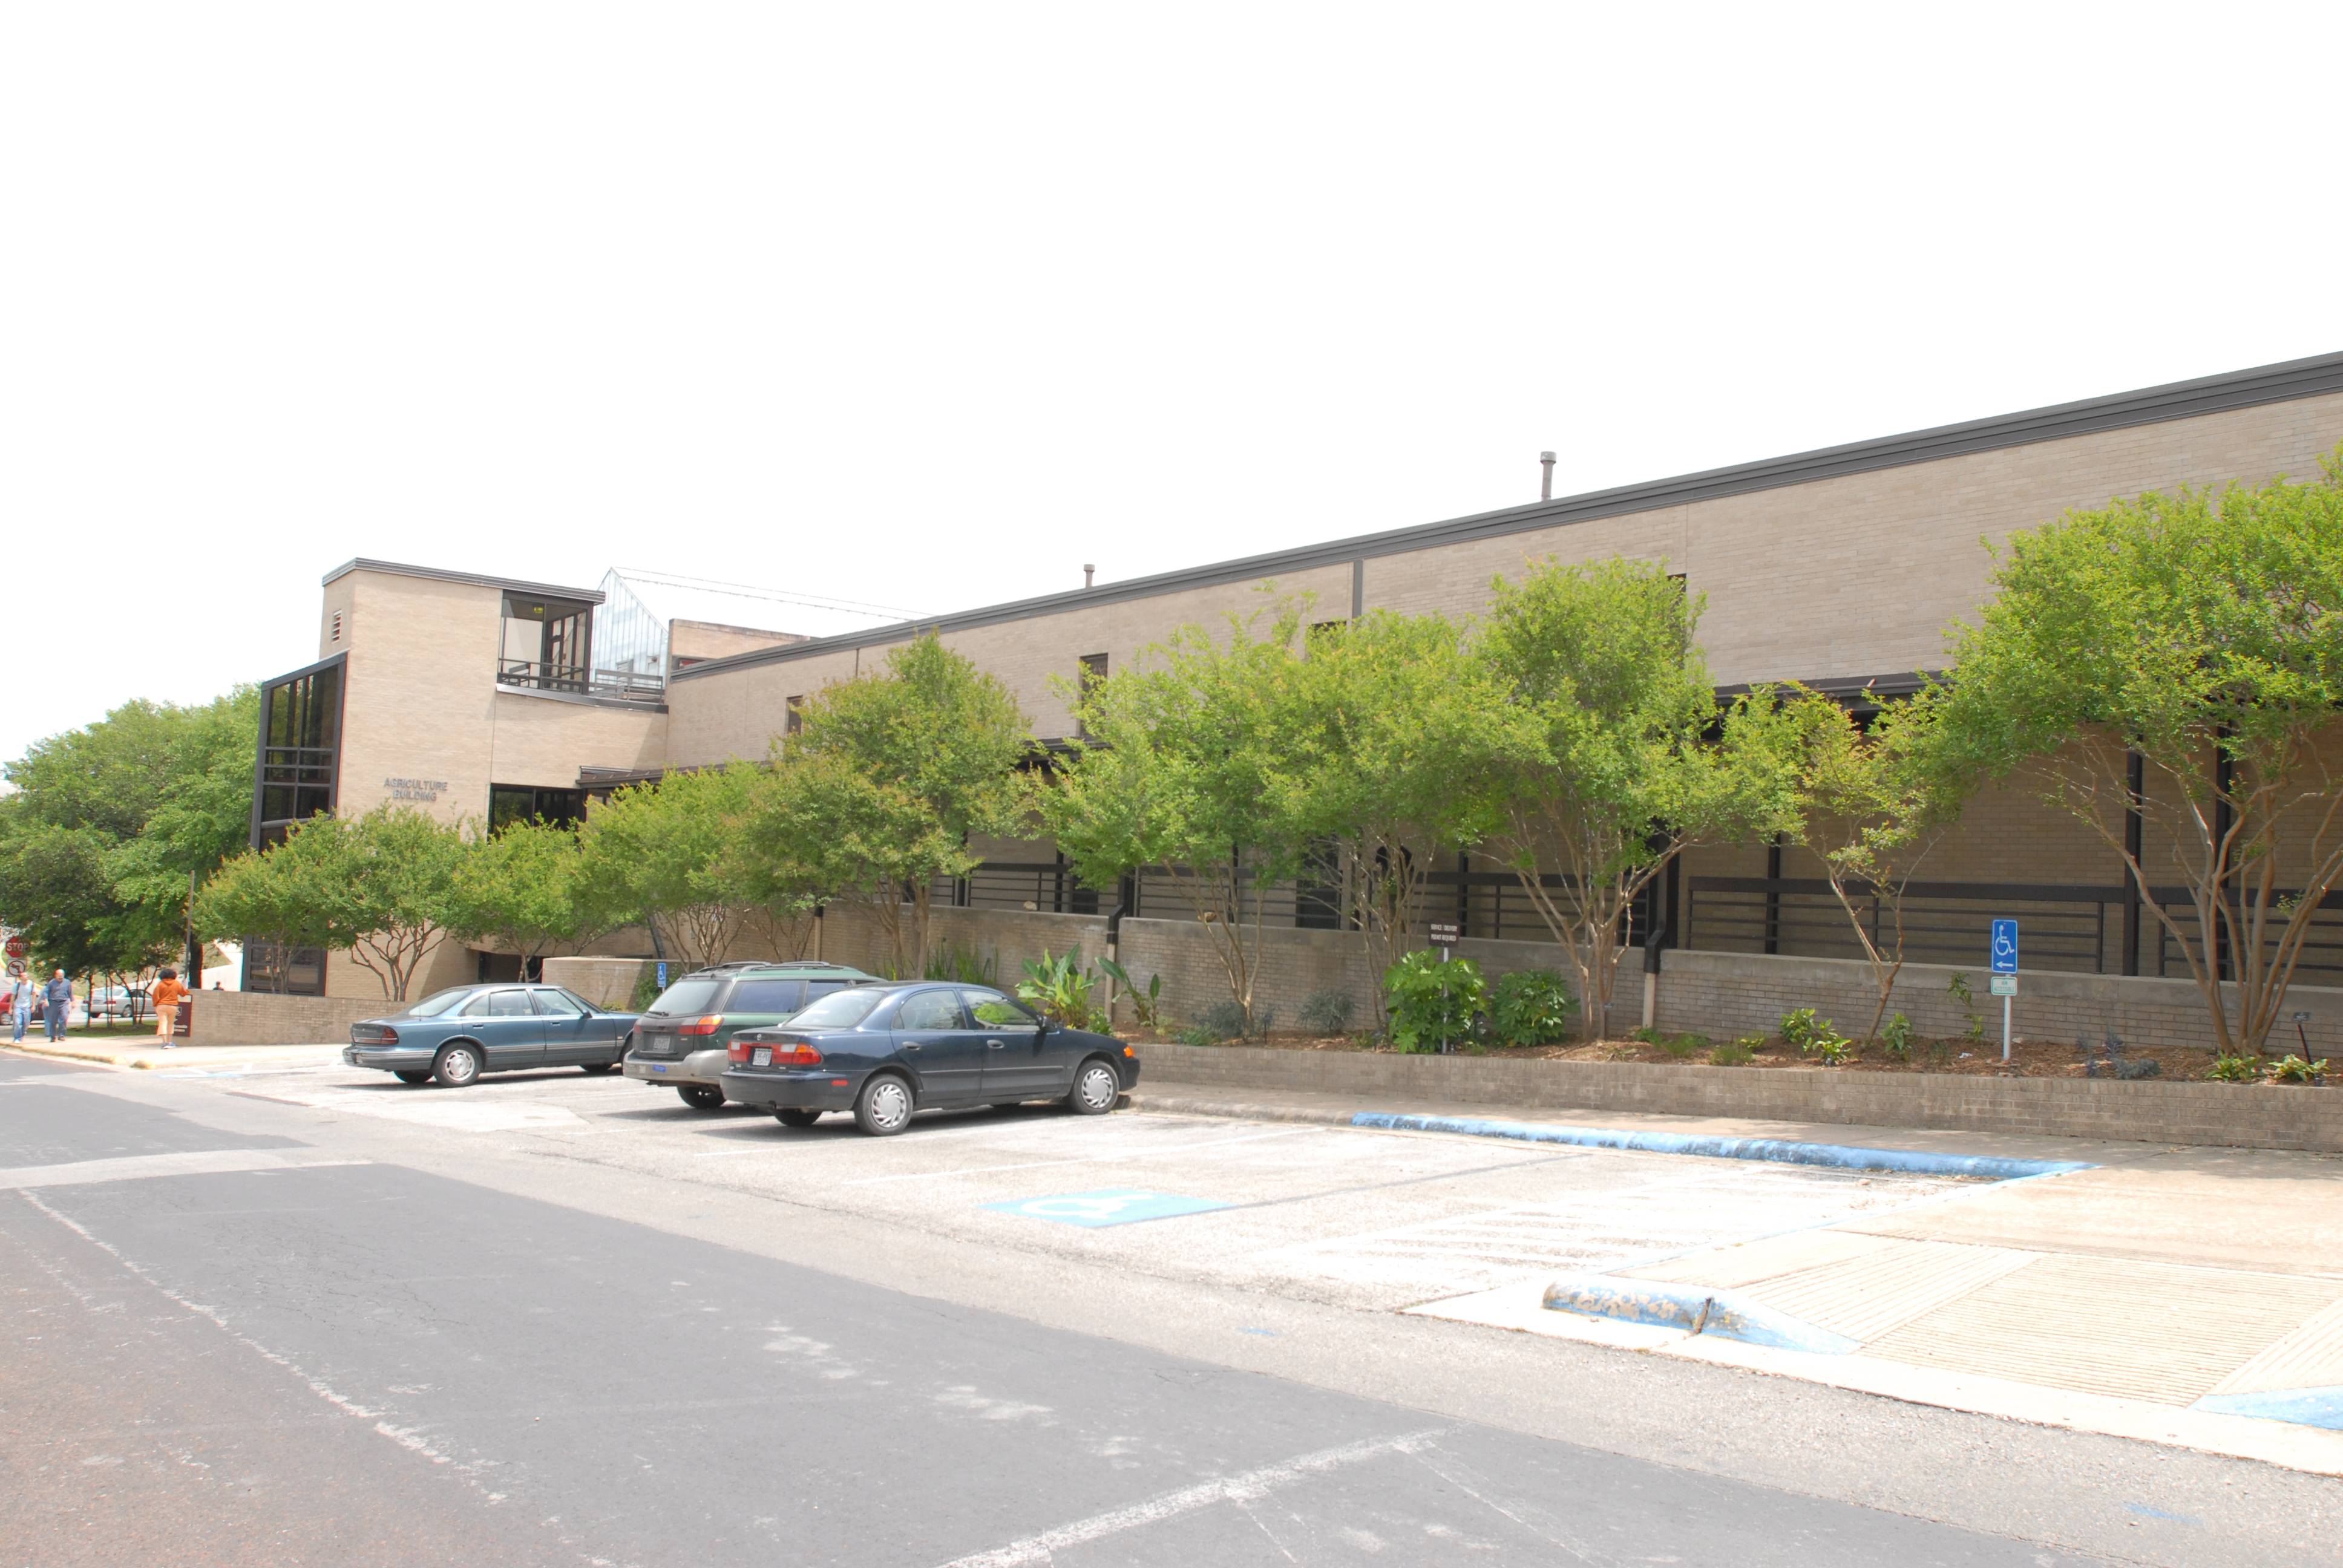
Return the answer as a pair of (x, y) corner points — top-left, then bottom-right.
(185, 991), (395, 1047)
(1135, 1043), (2343, 1153)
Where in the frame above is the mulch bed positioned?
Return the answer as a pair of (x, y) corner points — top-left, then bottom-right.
(1125, 1028), (2297, 1083)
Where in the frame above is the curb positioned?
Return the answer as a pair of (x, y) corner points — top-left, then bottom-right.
(1136, 1091), (2096, 1181)
(1542, 1276), (1858, 1354)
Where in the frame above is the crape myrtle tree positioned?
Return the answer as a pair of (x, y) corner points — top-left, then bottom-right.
(442, 815), (598, 978)
(575, 763), (763, 974)
(747, 634), (1029, 979)
(1929, 447), (2343, 1057)
(1040, 603), (1314, 1034)
(1476, 558), (1801, 1040)
(1780, 687), (1970, 1043)
(196, 806), (467, 1001)
(1270, 609), (1514, 1024)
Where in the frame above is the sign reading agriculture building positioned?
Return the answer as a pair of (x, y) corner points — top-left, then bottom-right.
(384, 776), (448, 803)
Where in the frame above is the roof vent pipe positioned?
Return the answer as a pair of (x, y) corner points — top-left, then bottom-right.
(1083, 563), (1096, 589)
(1540, 451), (1556, 502)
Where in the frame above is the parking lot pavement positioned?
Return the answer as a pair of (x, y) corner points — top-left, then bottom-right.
(229, 1067), (1968, 1311)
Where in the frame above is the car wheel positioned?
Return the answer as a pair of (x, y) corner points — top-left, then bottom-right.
(1067, 1059), (1119, 1116)
(393, 1070), (432, 1086)
(775, 1108), (822, 1128)
(853, 1074), (914, 1137)
(433, 1044), (482, 1088)
(677, 1084), (726, 1111)
(580, 1062), (617, 1076)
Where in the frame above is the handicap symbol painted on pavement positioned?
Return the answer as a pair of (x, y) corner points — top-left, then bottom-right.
(982, 1188), (1231, 1228)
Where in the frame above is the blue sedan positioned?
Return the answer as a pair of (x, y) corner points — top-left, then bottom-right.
(345, 983), (643, 1086)
(717, 981), (1140, 1135)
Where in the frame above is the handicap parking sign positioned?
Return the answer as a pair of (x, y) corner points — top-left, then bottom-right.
(983, 1188), (1230, 1228)
(1991, 918), (2019, 974)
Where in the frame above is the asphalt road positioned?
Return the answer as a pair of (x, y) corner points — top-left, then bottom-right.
(4, 1052), (2334, 1566)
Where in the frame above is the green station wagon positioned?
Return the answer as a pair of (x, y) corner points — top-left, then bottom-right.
(622, 961), (878, 1109)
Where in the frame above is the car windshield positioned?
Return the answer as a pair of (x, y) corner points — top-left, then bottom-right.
(790, 988), (887, 1030)
(405, 988), (476, 1018)
(648, 978), (724, 1016)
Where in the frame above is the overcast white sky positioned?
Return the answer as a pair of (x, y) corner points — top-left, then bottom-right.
(4, 3), (2339, 764)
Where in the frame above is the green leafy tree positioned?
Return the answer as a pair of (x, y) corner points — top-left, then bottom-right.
(1930, 448), (2343, 1056)
(1041, 604), (1315, 1032)
(0, 688), (260, 975)
(755, 635), (1029, 978)
(1271, 610), (1515, 1023)
(196, 806), (465, 1000)
(1781, 688), (1968, 1042)
(443, 817), (595, 975)
(1476, 558), (1801, 1039)
(575, 763), (762, 973)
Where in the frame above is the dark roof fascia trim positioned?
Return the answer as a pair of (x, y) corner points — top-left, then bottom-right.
(258, 648), (350, 691)
(672, 350), (2343, 684)
(1714, 670), (1939, 703)
(323, 558), (606, 605)
(493, 684), (667, 716)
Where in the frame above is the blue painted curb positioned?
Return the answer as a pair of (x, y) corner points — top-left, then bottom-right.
(2193, 1386), (2343, 1430)
(1349, 1111), (2096, 1181)
(1542, 1276), (1858, 1354)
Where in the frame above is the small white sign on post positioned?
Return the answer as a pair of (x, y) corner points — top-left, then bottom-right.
(1989, 973), (2017, 997)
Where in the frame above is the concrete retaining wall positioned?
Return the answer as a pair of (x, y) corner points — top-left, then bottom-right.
(1135, 1042), (2343, 1153)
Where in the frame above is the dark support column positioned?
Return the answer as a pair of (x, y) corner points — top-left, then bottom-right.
(1763, 838), (1783, 955)
(1455, 851), (1471, 937)
(1663, 852), (1682, 949)
(2121, 749), (2143, 976)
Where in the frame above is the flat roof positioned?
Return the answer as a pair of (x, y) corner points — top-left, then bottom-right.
(671, 347), (2343, 682)
(323, 558), (606, 604)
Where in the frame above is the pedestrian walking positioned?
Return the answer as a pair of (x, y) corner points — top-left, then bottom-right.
(149, 968), (189, 1045)
(7, 970), (31, 1044)
(44, 969), (72, 1041)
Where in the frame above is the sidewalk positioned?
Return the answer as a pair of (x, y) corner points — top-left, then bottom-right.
(1139, 1080), (2343, 1475)
(4, 1037), (347, 1073)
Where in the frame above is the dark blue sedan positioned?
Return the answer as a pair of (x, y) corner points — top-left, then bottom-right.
(718, 982), (1140, 1135)
(345, 983), (643, 1086)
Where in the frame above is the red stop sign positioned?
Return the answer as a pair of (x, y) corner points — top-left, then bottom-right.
(3, 937), (24, 959)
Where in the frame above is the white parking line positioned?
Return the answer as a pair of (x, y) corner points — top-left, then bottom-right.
(0, 1149), (370, 1189)
(842, 1126), (1317, 1186)
(933, 1427), (1449, 1567)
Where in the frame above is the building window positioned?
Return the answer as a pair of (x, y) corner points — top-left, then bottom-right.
(496, 593), (597, 694)
(785, 695), (805, 736)
(254, 658), (344, 847)
(1075, 654), (1108, 739)
(489, 785), (588, 832)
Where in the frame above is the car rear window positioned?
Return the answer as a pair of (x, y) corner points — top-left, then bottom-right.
(790, 988), (886, 1030)
(406, 988), (474, 1018)
(726, 979), (806, 1013)
(648, 978), (724, 1016)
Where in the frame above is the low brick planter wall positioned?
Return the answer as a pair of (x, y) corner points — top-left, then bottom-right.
(1135, 1042), (2343, 1153)
(184, 991), (394, 1047)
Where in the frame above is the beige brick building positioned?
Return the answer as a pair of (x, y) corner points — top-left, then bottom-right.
(251, 352), (2343, 1037)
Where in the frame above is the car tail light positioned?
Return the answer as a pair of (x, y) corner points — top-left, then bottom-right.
(773, 1044), (824, 1067)
(677, 1014), (723, 1036)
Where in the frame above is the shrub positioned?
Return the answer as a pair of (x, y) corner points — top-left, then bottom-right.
(1490, 970), (1576, 1047)
(1806, 1031), (1856, 1067)
(925, 941), (1000, 986)
(2114, 1057), (2162, 1080)
(2205, 1053), (2262, 1083)
(630, 965), (663, 1012)
(1299, 989), (1356, 1034)
(1779, 1008), (1828, 1050)
(1384, 949), (1487, 1054)
(1879, 1013), (1915, 1061)
(1709, 1039), (1755, 1067)
(1174, 1024), (1218, 1047)
(1194, 1000), (1251, 1042)
(1631, 1026), (1708, 1059)
(1015, 949), (1099, 1030)
(1947, 973), (1988, 1044)
(2270, 1054), (2327, 1085)
(1098, 958), (1164, 1031)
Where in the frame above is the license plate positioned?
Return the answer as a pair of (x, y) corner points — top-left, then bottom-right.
(752, 1047), (772, 1066)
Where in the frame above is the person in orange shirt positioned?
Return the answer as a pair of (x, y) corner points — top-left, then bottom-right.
(149, 968), (189, 1044)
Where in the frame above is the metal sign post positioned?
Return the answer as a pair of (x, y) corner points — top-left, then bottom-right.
(1990, 919), (2019, 1063)
(1426, 923), (1460, 1054)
